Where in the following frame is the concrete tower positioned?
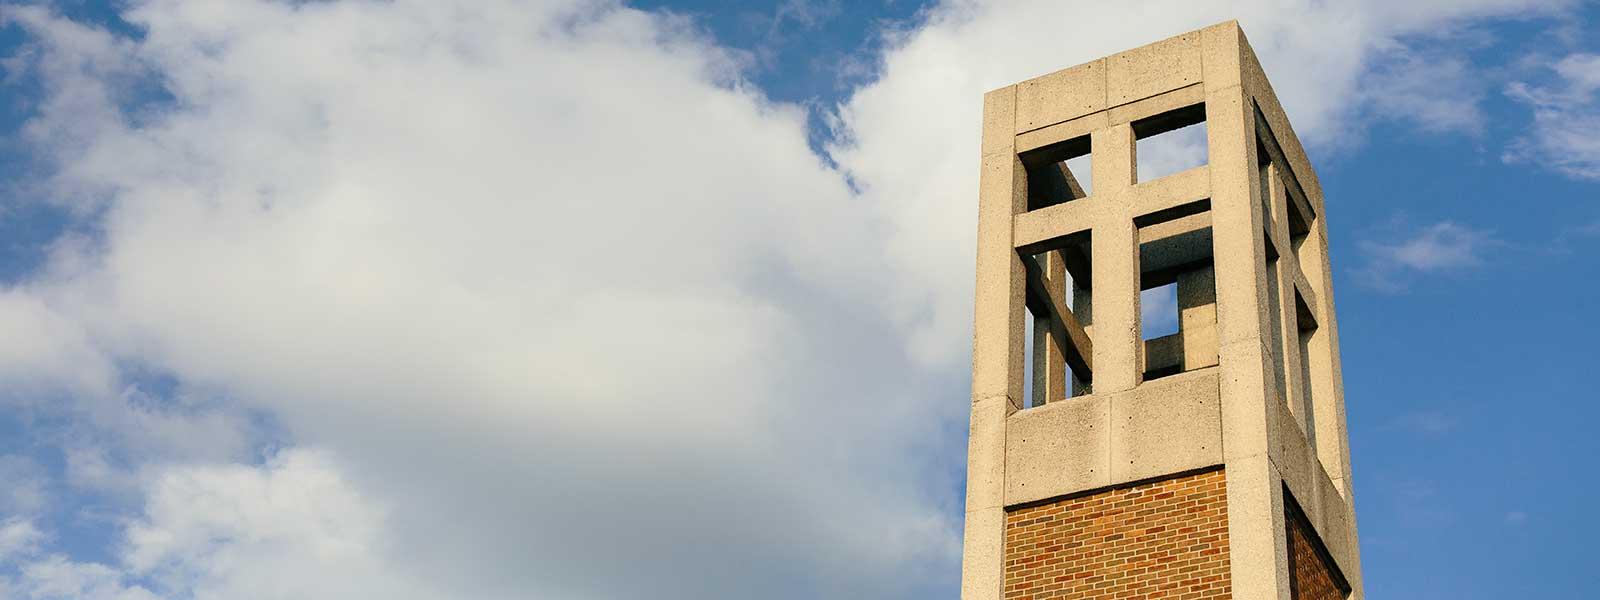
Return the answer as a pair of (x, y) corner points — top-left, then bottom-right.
(964, 21), (1363, 600)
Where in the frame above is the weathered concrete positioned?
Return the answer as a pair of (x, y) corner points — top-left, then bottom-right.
(964, 21), (1363, 600)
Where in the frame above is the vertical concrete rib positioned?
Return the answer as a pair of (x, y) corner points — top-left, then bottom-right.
(1090, 124), (1141, 395)
(1204, 23), (1294, 600)
(965, 85), (1023, 600)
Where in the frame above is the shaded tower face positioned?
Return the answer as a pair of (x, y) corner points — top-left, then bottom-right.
(964, 21), (1363, 600)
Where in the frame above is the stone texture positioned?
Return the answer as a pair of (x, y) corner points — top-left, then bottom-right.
(965, 21), (1362, 600)
(962, 507), (1007, 600)
(1106, 32), (1202, 106)
(966, 396), (1012, 512)
(1109, 368), (1223, 483)
(1016, 60), (1107, 133)
(1004, 393), (1109, 505)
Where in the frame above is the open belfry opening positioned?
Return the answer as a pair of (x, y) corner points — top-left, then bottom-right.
(966, 22), (1363, 600)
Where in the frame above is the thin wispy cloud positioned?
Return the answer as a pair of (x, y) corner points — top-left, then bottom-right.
(1356, 220), (1499, 292)
(1505, 53), (1600, 179)
(1386, 410), (1462, 435)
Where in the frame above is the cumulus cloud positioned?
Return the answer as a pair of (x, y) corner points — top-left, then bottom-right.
(0, 0), (1572, 598)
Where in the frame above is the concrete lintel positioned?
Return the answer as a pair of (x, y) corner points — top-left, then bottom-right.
(1139, 221), (1213, 289)
(1108, 82), (1205, 127)
(1013, 197), (1099, 256)
(1131, 165), (1211, 222)
(1016, 110), (1109, 155)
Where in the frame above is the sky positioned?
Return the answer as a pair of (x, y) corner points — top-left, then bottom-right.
(0, 0), (1596, 598)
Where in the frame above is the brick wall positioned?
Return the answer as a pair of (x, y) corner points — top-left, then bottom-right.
(1287, 501), (1347, 600)
(1003, 468), (1232, 599)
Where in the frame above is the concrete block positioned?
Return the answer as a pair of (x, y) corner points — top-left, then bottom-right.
(1178, 266), (1219, 369)
(1131, 164), (1211, 216)
(1142, 333), (1183, 375)
(1106, 32), (1202, 107)
(1004, 393), (1110, 505)
(1011, 197), (1098, 256)
(981, 85), (1016, 156)
(1200, 20), (1244, 92)
(1015, 59), (1107, 133)
(1109, 369), (1223, 483)
(960, 507), (1005, 600)
(965, 396), (1010, 512)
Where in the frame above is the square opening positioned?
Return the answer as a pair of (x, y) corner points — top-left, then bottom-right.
(1020, 233), (1092, 407)
(1020, 135), (1092, 211)
(1141, 282), (1178, 340)
(1133, 103), (1208, 183)
(1136, 200), (1216, 381)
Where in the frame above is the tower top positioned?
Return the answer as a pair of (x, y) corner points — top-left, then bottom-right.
(963, 21), (1364, 600)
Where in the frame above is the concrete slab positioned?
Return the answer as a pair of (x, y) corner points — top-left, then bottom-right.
(1109, 368), (1223, 483)
(1107, 32), (1202, 107)
(1016, 59), (1107, 133)
(1004, 393), (1110, 505)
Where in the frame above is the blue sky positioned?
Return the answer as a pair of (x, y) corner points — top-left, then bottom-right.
(0, 1), (1597, 598)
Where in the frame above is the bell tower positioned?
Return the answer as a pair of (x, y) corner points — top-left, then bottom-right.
(963, 21), (1363, 600)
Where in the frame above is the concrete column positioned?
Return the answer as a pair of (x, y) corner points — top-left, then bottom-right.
(1204, 39), (1293, 599)
(965, 86), (1024, 600)
(1177, 265), (1218, 370)
(1070, 274), (1094, 396)
(1090, 124), (1140, 394)
(1031, 251), (1068, 406)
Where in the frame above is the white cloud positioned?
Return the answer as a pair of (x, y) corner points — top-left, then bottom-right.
(1360, 38), (1490, 136)
(1356, 221), (1497, 291)
(0, 518), (44, 563)
(0, 0), (1572, 598)
(1506, 52), (1600, 179)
